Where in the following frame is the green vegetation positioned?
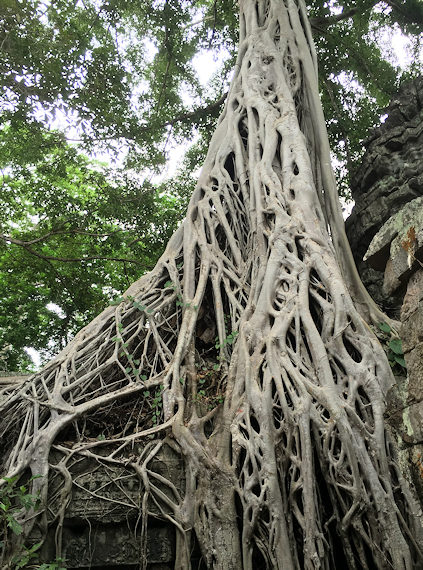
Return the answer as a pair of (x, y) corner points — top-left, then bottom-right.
(0, 475), (65, 569)
(377, 321), (407, 371)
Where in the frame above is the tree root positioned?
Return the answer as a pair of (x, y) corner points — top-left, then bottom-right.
(1, 1), (422, 568)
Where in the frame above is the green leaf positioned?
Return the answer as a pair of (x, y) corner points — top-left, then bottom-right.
(3, 476), (19, 485)
(394, 355), (407, 368)
(19, 492), (38, 510)
(7, 516), (23, 535)
(389, 338), (403, 355)
(378, 322), (391, 333)
(25, 542), (42, 554)
(164, 280), (174, 288)
(143, 390), (150, 397)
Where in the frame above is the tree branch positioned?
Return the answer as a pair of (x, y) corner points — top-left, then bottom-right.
(310, 2), (378, 32)
(0, 234), (144, 265)
(66, 93), (228, 142)
(0, 229), (126, 247)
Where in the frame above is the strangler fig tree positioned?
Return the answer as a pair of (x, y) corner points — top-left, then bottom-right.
(1, 1), (422, 568)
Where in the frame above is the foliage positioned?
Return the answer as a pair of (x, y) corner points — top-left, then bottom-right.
(0, 476), (40, 537)
(2, 0), (422, 175)
(36, 562), (66, 570)
(1, 476), (39, 568)
(377, 321), (407, 371)
(0, 123), (192, 371)
(0, 476), (66, 569)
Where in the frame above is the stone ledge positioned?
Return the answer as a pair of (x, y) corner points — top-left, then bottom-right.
(364, 197), (423, 296)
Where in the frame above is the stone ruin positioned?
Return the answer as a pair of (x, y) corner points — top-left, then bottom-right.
(346, 75), (423, 503)
(36, 444), (192, 569)
(346, 76), (423, 315)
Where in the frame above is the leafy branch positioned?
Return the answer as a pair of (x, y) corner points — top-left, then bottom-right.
(1, 234), (144, 265)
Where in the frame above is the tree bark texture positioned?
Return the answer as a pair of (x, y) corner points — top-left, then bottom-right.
(1, 1), (422, 568)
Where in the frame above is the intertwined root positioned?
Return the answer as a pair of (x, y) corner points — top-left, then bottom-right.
(1, 1), (422, 568)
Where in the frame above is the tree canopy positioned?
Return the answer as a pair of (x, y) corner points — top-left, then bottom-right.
(1, 0), (422, 371)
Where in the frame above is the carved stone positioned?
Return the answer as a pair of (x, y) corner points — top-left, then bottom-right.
(346, 76), (423, 314)
(34, 444), (188, 568)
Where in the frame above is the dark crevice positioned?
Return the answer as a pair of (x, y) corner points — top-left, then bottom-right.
(342, 335), (362, 363)
(224, 152), (236, 182)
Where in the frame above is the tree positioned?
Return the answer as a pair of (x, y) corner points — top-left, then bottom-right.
(1, 0), (423, 568)
(0, 125), (192, 371)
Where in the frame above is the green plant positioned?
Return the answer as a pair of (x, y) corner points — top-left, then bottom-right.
(143, 385), (164, 425)
(0, 477), (66, 569)
(0, 476), (63, 569)
(377, 322), (407, 371)
(12, 543), (42, 569)
(0, 476), (41, 538)
(215, 330), (238, 350)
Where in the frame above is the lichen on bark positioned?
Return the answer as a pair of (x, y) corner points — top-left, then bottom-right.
(1, 1), (422, 568)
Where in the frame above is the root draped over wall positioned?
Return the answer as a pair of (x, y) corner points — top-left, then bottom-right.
(1, 1), (422, 568)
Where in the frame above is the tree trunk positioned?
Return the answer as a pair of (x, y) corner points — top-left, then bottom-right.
(1, 0), (422, 568)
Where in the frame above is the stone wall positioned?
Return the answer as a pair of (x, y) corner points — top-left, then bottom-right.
(346, 76), (423, 506)
(34, 444), (195, 569)
(346, 76), (423, 314)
